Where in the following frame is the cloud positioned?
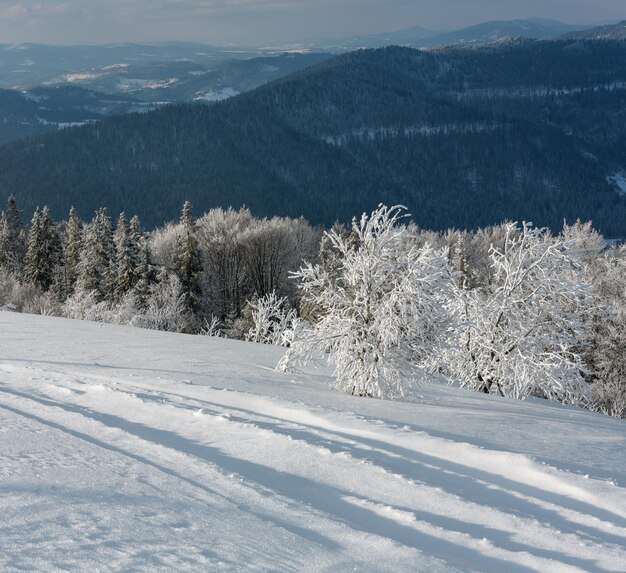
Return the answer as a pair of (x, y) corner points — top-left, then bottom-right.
(0, 2), (73, 22)
(0, 0), (624, 45)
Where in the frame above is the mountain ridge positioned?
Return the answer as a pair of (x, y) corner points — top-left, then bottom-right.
(2, 41), (626, 235)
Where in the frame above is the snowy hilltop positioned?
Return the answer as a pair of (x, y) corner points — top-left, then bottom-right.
(1, 312), (625, 572)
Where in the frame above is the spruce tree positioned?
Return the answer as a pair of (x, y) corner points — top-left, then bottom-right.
(176, 201), (202, 314)
(130, 216), (152, 306)
(0, 195), (24, 274)
(64, 207), (83, 294)
(114, 212), (134, 299)
(24, 207), (61, 291)
(76, 208), (115, 300)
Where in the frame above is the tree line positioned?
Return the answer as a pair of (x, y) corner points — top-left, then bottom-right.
(1, 196), (624, 418)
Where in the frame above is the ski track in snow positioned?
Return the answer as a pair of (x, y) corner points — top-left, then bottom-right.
(0, 313), (625, 572)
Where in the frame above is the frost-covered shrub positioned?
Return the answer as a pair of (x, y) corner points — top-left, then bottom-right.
(63, 289), (111, 322)
(22, 291), (62, 317)
(245, 291), (298, 346)
(200, 315), (223, 337)
(0, 269), (24, 311)
(111, 291), (143, 326)
(134, 270), (189, 333)
(0, 268), (57, 314)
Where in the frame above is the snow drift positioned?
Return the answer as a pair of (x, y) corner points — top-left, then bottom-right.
(0, 312), (625, 572)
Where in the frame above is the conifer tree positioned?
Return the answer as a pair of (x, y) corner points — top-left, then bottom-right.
(76, 208), (115, 300)
(176, 201), (202, 313)
(131, 216), (153, 306)
(114, 212), (134, 299)
(0, 195), (24, 274)
(24, 207), (61, 291)
(64, 207), (83, 294)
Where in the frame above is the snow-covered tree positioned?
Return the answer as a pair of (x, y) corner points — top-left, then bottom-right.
(246, 291), (298, 346)
(579, 240), (626, 417)
(200, 315), (223, 337)
(240, 217), (296, 299)
(64, 207), (84, 294)
(589, 311), (626, 418)
(280, 205), (453, 399)
(136, 267), (189, 333)
(63, 289), (110, 323)
(447, 222), (593, 405)
(76, 208), (116, 300)
(176, 201), (202, 314)
(130, 216), (153, 306)
(0, 195), (25, 274)
(114, 212), (142, 299)
(24, 207), (61, 291)
(197, 207), (252, 320)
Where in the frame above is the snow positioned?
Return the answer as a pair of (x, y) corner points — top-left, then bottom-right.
(35, 116), (94, 129)
(0, 312), (625, 572)
(21, 91), (49, 103)
(63, 71), (103, 82)
(115, 78), (179, 91)
(456, 82), (626, 102)
(323, 122), (504, 146)
(195, 87), (239, 102)
(608, 173), (626, 195)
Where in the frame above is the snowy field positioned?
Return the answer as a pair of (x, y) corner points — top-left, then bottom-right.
(0, 313), (625, 572)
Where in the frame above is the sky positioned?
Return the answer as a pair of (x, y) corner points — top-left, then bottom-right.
(0, 0), (623, 45)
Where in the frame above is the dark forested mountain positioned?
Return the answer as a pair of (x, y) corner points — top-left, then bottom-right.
(561, 21), (626, 41)
(0, 52), (331, 143)
(0, 86), (152, 144)
(2, 40), (626, 235)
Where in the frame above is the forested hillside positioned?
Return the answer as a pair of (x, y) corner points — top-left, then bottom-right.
(2, 40), (626, 234)
(0, 86), (149, 144)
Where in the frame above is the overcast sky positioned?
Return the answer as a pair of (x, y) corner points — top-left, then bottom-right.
(0, 0), (623, 45)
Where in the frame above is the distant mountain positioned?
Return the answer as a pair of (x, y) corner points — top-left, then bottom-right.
(322, 25), (439, 50)
(43, 52), (332, 103)
(2, 41), (626, 235)
(320, 19), (589, 50)
(0, 42), (261, 90)
(0, 52), (332, 143)
(420, 18), (586, 47)
(561, 21), (626, 41)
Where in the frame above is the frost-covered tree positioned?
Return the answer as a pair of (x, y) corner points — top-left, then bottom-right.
(0, 195), (25, 274)
(246, 291), (298, 346)
(447, 222), (593, 405)
(63, 289), (111, 323)
(241, 217), (295, 299)
(114, 212), (141, 299)
(64, 207), (83, 294)
(197, 207), (252, 320)
(589, 311), (626, 417)
(136, 267), (189, 332)
(76, 208), (115, 300)
(176, 201), (202, 313)
(280, 205), (453, 399)
(24, 207), (61, 291)
(579, 241), (626, 417)
(130, 216), (153, 306)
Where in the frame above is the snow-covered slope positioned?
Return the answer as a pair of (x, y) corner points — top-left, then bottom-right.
(0, 313), (624, 572)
